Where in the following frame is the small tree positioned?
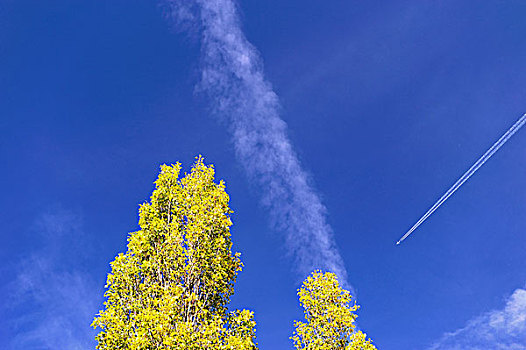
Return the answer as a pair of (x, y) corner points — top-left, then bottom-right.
(291, 271), (376, 350)
(92, 157), (257, 349)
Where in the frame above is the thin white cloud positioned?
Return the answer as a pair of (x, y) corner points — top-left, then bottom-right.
(7, 210), (98, 350)
(428, 287), (526, 350)
(162, 0), (350, 288)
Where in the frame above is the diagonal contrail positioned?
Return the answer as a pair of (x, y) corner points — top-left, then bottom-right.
(162, 0), (350, 288)
(397, 113), (526, 245)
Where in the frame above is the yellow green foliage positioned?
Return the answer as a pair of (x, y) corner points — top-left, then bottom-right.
(291, 271), (376, 350)
(92, 157), (257, 349)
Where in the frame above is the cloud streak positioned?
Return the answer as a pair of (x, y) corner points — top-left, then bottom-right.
(6, 210), (98, 350)
(162, 0), (349, 286)
(428, 287), (526, 350)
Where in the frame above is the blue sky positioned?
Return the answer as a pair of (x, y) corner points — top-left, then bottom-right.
(1, 1), (526, 349)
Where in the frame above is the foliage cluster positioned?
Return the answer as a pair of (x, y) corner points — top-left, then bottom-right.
(292, 271), (376, 350)
(93, 157), (376, 350)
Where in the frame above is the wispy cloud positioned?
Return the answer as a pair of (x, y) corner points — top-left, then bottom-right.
(428, 287), (526, 350)
(162, 0), (350, 288)
(6, 210), (98, 350)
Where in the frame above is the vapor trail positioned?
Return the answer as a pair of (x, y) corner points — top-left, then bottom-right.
(162, 1), (349, 286)
(397, 113), (526, 245)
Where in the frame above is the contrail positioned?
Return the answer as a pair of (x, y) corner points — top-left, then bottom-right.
(162, 1), (350, 287)
(397, 113), (526, 245)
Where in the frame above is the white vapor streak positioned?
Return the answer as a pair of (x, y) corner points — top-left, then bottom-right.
(397, 113), (526, 245)
(427, 287), (526, 350)
(163, 0), (349, 286)
(6, 210), (98, 350)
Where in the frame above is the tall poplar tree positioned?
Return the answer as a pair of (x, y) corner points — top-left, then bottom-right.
(291, 271), (377, 350)
(92, 157), (257, 349)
